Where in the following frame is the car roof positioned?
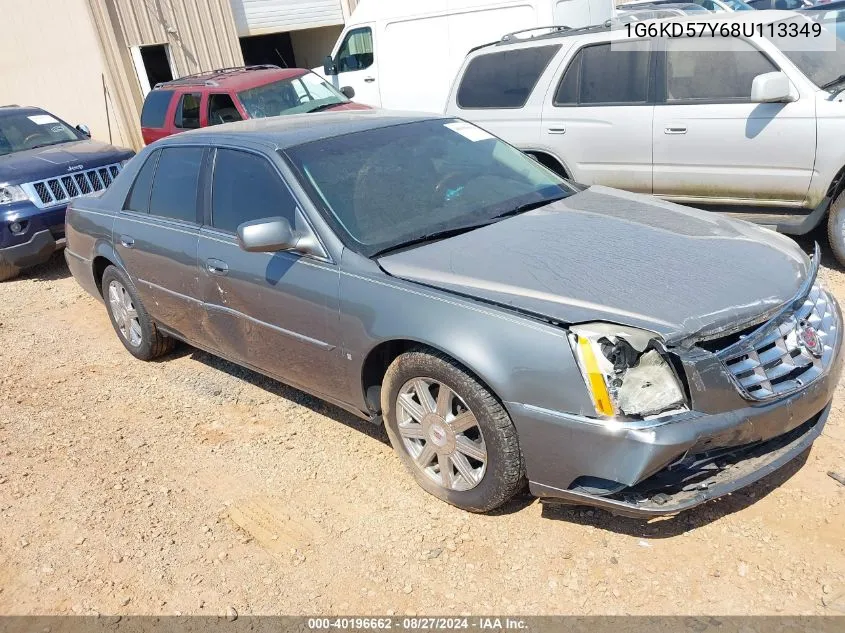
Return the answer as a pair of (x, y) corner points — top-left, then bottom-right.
(480, 9), (796, 50)
(0, 105), (47, 118)
(152, 65), (309, 92)
(157, 110), (442, 150)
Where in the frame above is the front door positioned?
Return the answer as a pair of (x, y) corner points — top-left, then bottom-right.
(652, 37), (816, 205)
(197, 147), (341, 395)
(329, 25), (381, 107)
(113, 146), (208, 346)
(540, 40), (654, 193)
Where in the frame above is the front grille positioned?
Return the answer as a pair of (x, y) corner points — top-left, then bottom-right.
(20, 162), (123, 209)
(719, 284), (837, 400)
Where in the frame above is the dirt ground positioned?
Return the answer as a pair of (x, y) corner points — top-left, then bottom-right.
(0, 230), (843, 617)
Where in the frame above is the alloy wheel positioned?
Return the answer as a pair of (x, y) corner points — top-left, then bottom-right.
(396, 377), (487, 491)
(108, 280), (143, 348)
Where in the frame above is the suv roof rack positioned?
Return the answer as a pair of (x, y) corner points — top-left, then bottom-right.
(153, 64), (281, 89)
(468, 22), (613, 54)
(0, 104), (20, 108)
(500, 25), (571, 41)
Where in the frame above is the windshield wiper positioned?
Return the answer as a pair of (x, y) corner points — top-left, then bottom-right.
(26, 141), (71, 150)
(372, 222), (495, 257)
(490, 194), (569, 220)
(820, 74), (845, 91)
(307, 102), (345, 113)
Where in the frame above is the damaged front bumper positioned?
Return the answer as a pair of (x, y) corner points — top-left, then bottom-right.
(507, 278), (843, 517)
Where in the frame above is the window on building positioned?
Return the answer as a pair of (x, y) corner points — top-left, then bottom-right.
(457, 45), (561, 109)
(554, 42), (650, 106)
(148, 147), (203, 223)
(211, 149), (297, 234)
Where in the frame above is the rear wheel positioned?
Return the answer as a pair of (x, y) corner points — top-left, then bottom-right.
(827, 190), (845, 266)
(381, 349), (525, 512)
(0, 260), (21, 282)
(101, 265), (173, 361)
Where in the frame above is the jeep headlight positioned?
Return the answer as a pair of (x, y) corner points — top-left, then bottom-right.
(570, 323), (688, 419)
(0, 184), (27, 205)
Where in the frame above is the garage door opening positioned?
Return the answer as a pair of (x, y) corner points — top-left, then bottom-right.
(240, 33), (295, 68)
(131, 44), (174, 96)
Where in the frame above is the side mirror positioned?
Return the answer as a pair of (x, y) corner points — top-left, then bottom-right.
(237, 217), (297, 253)
(340, 86), (355, 99)
(76, 124), (91, 137)
(751, 71), (794, 103)
(323, 55), (338, 76)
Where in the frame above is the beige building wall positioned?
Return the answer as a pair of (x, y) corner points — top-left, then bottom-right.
(0, 0), (133, 148)
(113, 0), (244, 77)
(291, 24), (343, 68)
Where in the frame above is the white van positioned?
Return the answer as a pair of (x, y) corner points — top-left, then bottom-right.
(316, 0), (614, 113)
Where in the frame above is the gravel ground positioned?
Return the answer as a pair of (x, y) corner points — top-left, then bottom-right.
(0, 231), (843, 617)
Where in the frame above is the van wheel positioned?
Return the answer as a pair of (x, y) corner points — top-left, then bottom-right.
(0, 260), (21, 282)
(101, 265), (174, 361)
(827, 190), (845, 267)
(381, 348), (525, 513)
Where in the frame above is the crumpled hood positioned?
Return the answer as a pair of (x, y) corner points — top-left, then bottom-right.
(0, 140), (134, 185)
(378, 186), (811, 344)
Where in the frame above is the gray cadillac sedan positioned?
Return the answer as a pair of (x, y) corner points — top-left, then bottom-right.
(65, 111), (842, 516)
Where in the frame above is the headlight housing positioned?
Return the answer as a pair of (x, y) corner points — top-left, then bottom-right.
(0, 184), (27, 205)
(570, 323), (688, 419)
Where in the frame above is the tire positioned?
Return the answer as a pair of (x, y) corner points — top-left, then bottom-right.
(101, 265), (174, 361)
(827, 190), (845, 267)
(381, 348), (525, 513)
(0, 260), (21, 282)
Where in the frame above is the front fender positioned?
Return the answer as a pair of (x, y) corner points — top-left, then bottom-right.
(339, 266), (595, 419)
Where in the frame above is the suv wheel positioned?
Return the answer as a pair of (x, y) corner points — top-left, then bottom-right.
(101, 265), (174, 360)
(827, 190), (845, 266)
(0, 260), (21, 282)
(381, 349), (525, 512)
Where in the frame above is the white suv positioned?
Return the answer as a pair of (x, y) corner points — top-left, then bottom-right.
(444, 12), (845, 264)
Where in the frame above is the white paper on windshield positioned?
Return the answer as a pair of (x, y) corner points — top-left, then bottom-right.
(444, 121), (493, 142)
(28, 114), (59, 125)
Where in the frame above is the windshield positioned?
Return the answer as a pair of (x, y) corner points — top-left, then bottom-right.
(722, 0), (753, 10)
(285, 119), (573, 257)
(767, 16), (845, 88)
(237, 72), (349, 118)
(0, 111), (81, 157)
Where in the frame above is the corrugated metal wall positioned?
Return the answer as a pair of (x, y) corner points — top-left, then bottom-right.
(113, 0), (244, 77)
(230, 0), (345, 36)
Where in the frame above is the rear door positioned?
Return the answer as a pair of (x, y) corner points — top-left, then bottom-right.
(197, 147), (341, 394)
(540, 39), (654, 193)
(652, 37), (815, 205)
(113, 146), (209, 346)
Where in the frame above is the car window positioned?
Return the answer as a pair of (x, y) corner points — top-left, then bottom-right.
(336, 27), (374, 72)
(148, 147), (203, 223)
(124, 151), (160, 214)
(141, 90), (174, 128)
(0, 110), (81, 157)
(767, 16), (845, 89)
(174, 93), (202, 129)
(211, 149), (297, 234)
(554, 41), (650, 106)
(665, 37), (777, 102)
(207, 94), (243, 126)
(457, 45), (561, 109)
(237, 73), (348, 118)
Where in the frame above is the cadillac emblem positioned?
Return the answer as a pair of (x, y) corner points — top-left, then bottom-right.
(796, 320), (823, 358)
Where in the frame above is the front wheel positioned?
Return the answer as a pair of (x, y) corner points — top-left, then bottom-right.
(827, 190), (845, 267)
(381, 349), (525, 513)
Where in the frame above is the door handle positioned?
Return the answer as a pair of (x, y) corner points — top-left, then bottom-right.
(120, 235), (135, 248)
(206, 259), (229, 276)
(364, 76), (376, 83)
(547, 126), (566, 135)
(664, 126), (687, 135)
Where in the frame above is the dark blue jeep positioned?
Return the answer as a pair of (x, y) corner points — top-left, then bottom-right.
(0, 105), (134, 280)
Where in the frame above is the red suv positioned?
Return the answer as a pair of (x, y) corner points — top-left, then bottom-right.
(140, 65), (370, 145)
